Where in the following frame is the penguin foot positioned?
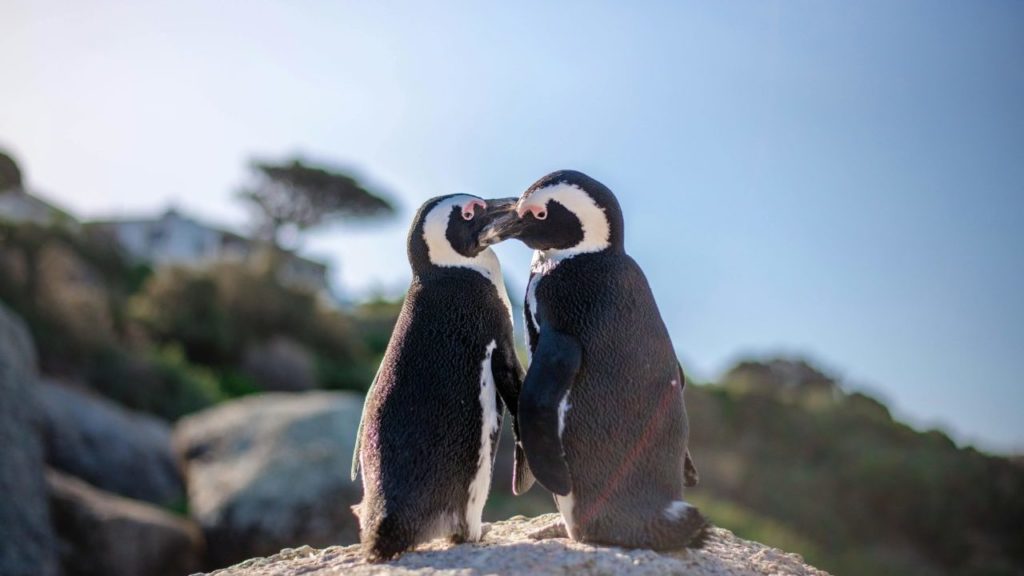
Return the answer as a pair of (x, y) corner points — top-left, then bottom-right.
(448, 524), (489, 545)
(527, 521), (569, 540)
(362, 543), (405, 563)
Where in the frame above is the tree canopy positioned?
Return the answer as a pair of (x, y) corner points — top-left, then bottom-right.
(239, 158), (395, 247)
(0, 149), (23, 191)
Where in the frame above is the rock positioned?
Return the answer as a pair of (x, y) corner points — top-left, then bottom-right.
(47, 469), (203, 576)
(240, 336), (316, 392)
(34, 379), (185, 507)
(0, 300), (35, 371)
(199, 513), (829, 576)
(0, 302), (61, 576)
(174, 392), (364, 569)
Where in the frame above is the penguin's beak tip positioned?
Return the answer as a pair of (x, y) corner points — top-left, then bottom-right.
(478, 201), (523, 247)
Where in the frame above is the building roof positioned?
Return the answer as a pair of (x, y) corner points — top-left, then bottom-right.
(88, 208), (327, 271)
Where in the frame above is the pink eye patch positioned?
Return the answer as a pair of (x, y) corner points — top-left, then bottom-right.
(517, 203), (547, 220)
(461, 199), (487, 220)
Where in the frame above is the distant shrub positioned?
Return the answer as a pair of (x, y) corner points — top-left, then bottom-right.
(316, 355), (378, 393)
(688, 363), (1024, 576)
(0, 221), (147, 374)
(302, 295), (402, 393)
(130, 266), (233, 364)
(351, 295), (403, 356)
(131, 263), (377, 390)
(721, 358), (840, 406)
(214, 368), (261, 398)
(88, 346), (223, 421)
(240, 336), (316, 392)
(843, 391), (893, 422)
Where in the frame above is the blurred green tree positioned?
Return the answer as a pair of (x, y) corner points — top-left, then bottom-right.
(130, 263), (379, 392)
(238, 157), (395, 250)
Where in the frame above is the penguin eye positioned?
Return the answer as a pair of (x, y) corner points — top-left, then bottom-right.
(462, 209), (475, 221)
(534, 207), (548, 220)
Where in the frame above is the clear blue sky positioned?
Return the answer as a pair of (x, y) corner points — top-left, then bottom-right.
(2, 1), (1022, 453)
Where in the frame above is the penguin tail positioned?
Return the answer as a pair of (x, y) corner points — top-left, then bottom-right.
(657, 500), (710, 550)
(579, 499), (709, 551)
(683, 449), (700, 487)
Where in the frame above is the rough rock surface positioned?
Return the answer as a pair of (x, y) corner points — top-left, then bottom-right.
(201, 513), (829, 576)
(35, 378), (185, 506)
(0, 302), (61, 576)
(47, 469), (203, 576)
(174, 391), (364, 569)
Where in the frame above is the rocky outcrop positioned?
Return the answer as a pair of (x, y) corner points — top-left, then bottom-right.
(174, 392), (364, 569)
(47, 469), (203, 576)
(34, 379), (185, 507)
(200, 513), (829, 576)
(0, 302), (61, 576)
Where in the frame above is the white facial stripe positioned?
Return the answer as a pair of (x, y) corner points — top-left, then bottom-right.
(422, 195), (490, 270)
(422, 195), (513, 324)
(518, 183), (611, 257)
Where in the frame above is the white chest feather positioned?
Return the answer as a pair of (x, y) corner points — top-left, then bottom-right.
(465, 340), (500, 541)
(484, 250), (514, 327)
(525, 275), (541, 353)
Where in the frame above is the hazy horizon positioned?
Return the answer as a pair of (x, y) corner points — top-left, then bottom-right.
(2, 0), (1022, 454)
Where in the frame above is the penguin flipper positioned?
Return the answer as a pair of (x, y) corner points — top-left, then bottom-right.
(351, 366), (383, 482)
(491, 332), (536, 495)
(520, 327), (581, 497)
(351, 405), (365, 481)
(351, 414), (364, 481)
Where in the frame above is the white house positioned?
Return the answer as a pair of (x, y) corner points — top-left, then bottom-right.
(92, 209), (247, 266)
(90, 209), (329, 293)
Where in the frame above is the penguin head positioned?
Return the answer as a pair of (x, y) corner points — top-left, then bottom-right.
(407, 194), (517, 276)
(481, 170), (624, 255)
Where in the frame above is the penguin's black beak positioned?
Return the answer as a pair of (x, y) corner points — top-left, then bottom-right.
(483, 197), (518, 217)
(477, 197), (522, 246)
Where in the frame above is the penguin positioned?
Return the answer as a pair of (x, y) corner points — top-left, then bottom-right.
(351, 194), (534, 561)
(479, 170), (706, 550)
